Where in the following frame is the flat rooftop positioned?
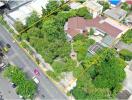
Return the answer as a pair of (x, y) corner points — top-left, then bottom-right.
(104, 8), (127, 21)
(7, 0), (48, 25)
(83, 0), (103, 11)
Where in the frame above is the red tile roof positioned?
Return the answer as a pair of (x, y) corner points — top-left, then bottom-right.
(65, 16), (122, 38)
(126, 0), (132, 4)
(68, 17), (88, 30)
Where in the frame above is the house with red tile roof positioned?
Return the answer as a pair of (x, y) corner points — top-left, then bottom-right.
(64, 16), (128, 39)
(64, 17), (88, 39)
(64, 16), (129, 46)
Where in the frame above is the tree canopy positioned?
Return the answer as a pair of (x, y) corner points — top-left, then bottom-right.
(26, 11), (40, 27)
(3, 65), (37, 99)
(14, 21), (25, 32)
(121, 29), (132, 44)
(72, 48), (126, 99)
(119, 49), (132, 61)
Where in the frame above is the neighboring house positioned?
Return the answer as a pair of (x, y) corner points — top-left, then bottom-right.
(64, 16), (129, 51)
(104, 8), (127, 21)
(64, 17), (88, 41)
(4, 0), (48, 25)
(83, 0), (103, 18)
(65, 16), (126, 40)
(69, 0), (103, 18)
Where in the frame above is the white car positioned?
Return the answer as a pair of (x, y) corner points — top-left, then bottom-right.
(32, 76), (39, 84)
(18, 95), (23, 99)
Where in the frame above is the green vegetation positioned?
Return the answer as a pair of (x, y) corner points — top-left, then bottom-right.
(72, 48), (126, 99)
(121, 29), (132, 44)
(0, 15), (14, 33)
(76, 0), (86, 3)
(47, 58), (77, 80)
(119, 49), (132, 61)
(19, 1), (92, 64)
(26, 11), (41, 27)
(16, 1), (127, 99)
(73, 35), (95, 61)
(76, 7), (92, 19)
(89, 28), (94, 35)
(14, 21), (25, 32)
(121, 2), (132, 12)
(98, 1), (110, 11)
(3, 65), (37, 99)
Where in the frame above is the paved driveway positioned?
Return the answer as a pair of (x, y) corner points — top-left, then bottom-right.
(0, 73), (21, 100)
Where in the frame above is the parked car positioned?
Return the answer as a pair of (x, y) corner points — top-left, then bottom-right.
(18, 95), (23, 99)
(32, 76), (39, 84)
(34, 69), (40, 76)
(11, 82), (17, 88)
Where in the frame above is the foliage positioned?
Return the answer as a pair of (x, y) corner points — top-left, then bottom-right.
(121, 2), (132, 12)
(73, 35), (95, 61)
(0, 15), (14, 33)
(99, 1), (110, 11)
(46, 1), (60, 14)
(89, 28), (94, 35)
(47, 58), (76, 80)
(42, 0), (70, 16)
(16, 80), (36, 99)
(119, 49), (132, 61)
(76, 0), (86, 3)
(72, 48), (126, 99)
(121, 29), (132, 44)
(14, 21), (25, 32)
(76, 7), (92, 19)
(26, 11), (40, 27)
(22, 4), (86, 64)
(72, 71), (110, 99)
(3, 65), (37, 99)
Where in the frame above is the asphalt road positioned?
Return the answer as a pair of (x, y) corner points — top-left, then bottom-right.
(0, 73), (21, 100)
(0, 24), (67, 100)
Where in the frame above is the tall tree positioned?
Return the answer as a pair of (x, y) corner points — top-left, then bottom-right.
(14, 21), (25, 32)
(26, 11), (40, 27)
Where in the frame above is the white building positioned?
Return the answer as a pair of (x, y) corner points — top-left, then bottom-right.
(5, 0), (48, 25)
(83, 0), (103, 18)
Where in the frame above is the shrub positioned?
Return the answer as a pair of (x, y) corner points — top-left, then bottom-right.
(119, 49), (132, 61)
(121, 29), (132, 44)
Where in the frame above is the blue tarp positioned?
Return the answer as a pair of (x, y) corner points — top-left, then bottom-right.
(109, 0), (121, 5)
